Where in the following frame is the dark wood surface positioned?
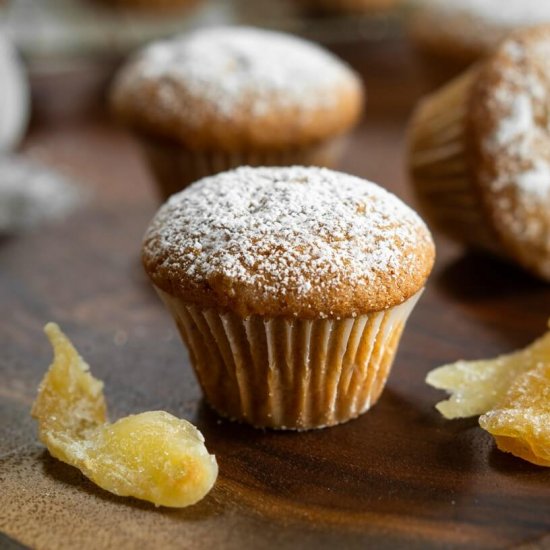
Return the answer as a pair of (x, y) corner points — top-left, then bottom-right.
(1, 39), (549, 550)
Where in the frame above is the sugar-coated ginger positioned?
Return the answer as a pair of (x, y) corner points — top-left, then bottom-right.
(32, 323), (218, 507)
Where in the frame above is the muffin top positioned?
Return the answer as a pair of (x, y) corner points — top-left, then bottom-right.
(111, 27), (363, 151)
(468, 26), (550, 280)
(409, 0), (550, 62)
(142, 167), (435, 318)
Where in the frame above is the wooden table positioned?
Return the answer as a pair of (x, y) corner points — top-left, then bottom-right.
(1, 39), (549, 549)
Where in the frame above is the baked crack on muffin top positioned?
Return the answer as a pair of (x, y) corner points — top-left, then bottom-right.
(142, 167), (435, 318)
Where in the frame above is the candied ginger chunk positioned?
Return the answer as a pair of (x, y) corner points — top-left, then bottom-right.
(426, 328), (550, 419)
(31, 323), (218, 507)
(31, 323), (106, 463)
(479, 363), (550, 467)
(85, 411), (218, 507)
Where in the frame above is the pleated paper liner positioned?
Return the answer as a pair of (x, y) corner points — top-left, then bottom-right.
(158, 288), (422, 430)
(141, 136), (347, 199)
(408, 67), (501, 255)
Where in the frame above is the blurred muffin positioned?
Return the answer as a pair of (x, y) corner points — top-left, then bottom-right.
(142, 166), (435, 430)
(408, 25), (550, 281)
(296, 0), (400, 16)
(408, 0), (550, 87)
(111, 26), (364, 199)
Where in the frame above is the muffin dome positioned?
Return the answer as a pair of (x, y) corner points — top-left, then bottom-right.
(469, 26), (550, 279)
(111, 27), (363, 151)
(142, 166), (435, 318)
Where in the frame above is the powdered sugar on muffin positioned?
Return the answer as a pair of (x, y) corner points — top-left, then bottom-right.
(472, 28), (550, 276)
(143, 166), (434, 317)
(111, 26), (362, 143)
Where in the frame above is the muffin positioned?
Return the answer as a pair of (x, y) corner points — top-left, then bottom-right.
(142, 166), (435, 430)
(296, 0), (400, 16)
(110, 26), (364, 199)
(408, 25), (550, 281)
(408, 0), (550, 87)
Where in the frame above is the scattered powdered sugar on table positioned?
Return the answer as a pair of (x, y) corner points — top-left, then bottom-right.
(0, 155), (83, 233)
(117, 26), (356, 121)
(144, 167), (430, 305)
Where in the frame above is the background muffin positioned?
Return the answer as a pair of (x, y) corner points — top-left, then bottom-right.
(407, 0), (550, 87)
(408, 25), (550, 281)
(142, 166), (435, 430)
(111, 26), (364, 199)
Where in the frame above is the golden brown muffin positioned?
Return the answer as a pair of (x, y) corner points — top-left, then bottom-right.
(407, 0), (550, 87)
(111, 26), (364, 198)
(142, 166), (435, 430)
(408, 25), (550, 281)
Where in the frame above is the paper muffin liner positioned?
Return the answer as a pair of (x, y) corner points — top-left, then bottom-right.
(408, 68), (501, 255)
(140, 136), (347, 199)
(157, 288), (422, 430)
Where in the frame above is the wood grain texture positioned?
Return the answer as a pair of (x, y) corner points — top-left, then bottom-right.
(1, 38), (549, 549)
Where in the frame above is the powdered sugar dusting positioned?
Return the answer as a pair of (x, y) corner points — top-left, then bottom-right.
(483, 38), (550, 203)
(143, 167), (433, 316)
(478, 31), (550, 277)
(516, 161), (550, 199)
(116, 26), (357, 123)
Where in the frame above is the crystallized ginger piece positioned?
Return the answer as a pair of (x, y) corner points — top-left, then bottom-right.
(425, 328), (550, 419)
(31, 323), (218, 507)
(479, 363), (550, 467)
(83, 411), (218, 507)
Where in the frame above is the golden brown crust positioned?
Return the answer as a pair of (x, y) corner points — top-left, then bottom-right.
(110, 27), (364, 152)
(142, 167), (435, 319)
(468, 26), (550, 280)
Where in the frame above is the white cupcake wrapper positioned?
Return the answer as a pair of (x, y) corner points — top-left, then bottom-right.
(157, 288), (422, 430)
(141, 136), (347, 198)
